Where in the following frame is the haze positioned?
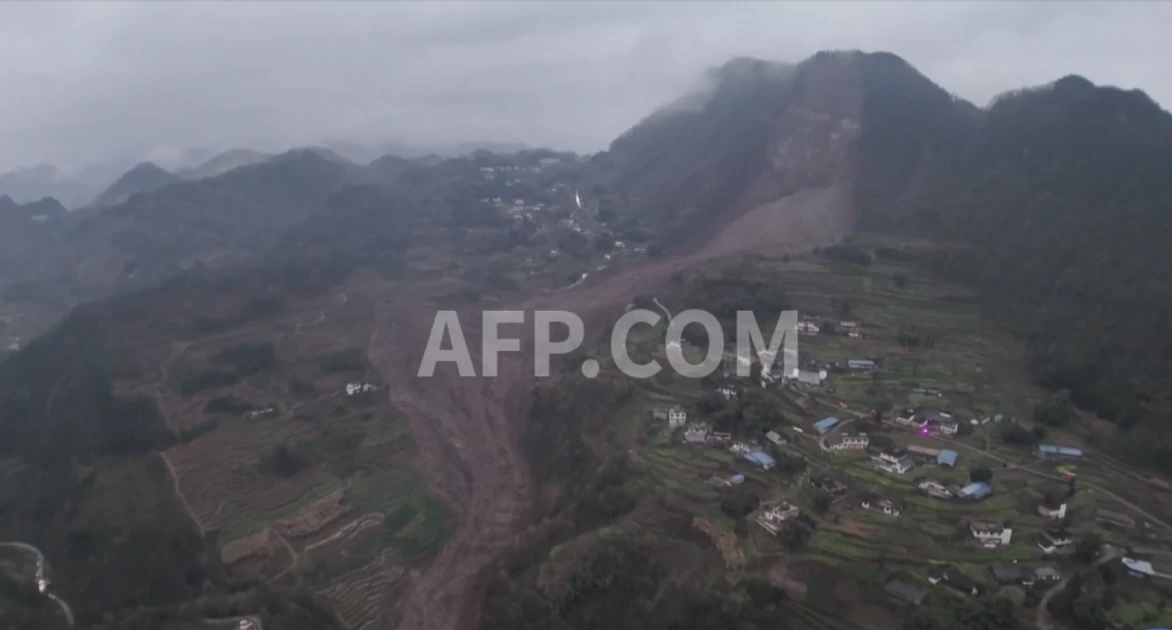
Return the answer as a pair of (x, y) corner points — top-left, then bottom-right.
(2, 1), (1169, 172)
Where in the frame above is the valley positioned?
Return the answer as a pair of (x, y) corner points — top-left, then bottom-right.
(2, 47), (1172, 630)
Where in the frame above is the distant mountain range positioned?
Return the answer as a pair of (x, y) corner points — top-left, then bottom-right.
(0, 140), (529, 210)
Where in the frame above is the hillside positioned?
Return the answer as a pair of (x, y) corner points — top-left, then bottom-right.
(175, 149), (273, 180)
(4, 49), (1172, 630)
(90, 162), (183, 208)
(858, 74), (1172, 460)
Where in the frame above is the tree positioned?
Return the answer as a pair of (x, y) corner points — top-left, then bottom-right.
(1075, 533), (1103, 563)
(892, 272), (909, 289)
(969, 465), (993, 483)
(720, 493), (759, 519)
(597, 206), (617, 223)
(839, 300), (853, 318)
(812, 493), (831, 514)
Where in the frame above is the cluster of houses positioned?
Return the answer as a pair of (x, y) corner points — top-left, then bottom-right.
(886, 561), (1063, 607)
(755, 500), (800, 535)
(653, 404), (779, 471)
(796, 316), (863, 338)
(345, 382), (383, 396)
(916, 479), (993, 502)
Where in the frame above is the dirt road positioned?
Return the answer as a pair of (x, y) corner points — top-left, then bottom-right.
(370, 182), (854, 630)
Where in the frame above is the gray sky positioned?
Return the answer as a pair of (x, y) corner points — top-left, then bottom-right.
(1, 1), (1169, 172)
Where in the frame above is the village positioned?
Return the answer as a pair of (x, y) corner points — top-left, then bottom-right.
(619, 251), (1172, 630)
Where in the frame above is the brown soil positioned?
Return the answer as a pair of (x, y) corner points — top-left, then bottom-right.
(370, 59), (864, 630)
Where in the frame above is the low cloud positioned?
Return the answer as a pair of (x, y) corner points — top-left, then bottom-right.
(1, 1), (1168, 171)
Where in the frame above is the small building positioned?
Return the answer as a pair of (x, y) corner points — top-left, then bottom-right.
(756, 502), (800, 535)
(345, 383), (381, 396)
(813, 417), (841, 435)
(895, 408), (917, 425)
(810, 475), (849, 497)
(937, 450), (958, 467)
(652, 408), (669, 422)
(683, 423), (709, 445)
(989, 565), (1034, 586)
(728, 474), (745, 486)
(1036, 528), (1074, 553)
(885, 579), (926, 606)
(237, 620), (258, 630)
(918, 479), (954, 500)
(718, 386), (738, 400)
(743, 451), (776, 470)
(1122, 557), (1157, 579)
(957, 482), (992, 501)
(827, 432), (870, 451)
(906, 444), (941, 463)
(765, 430), (786, 446)
(1032, 566), (1061, 582)
(798, 320), (820, 335)
(877, 456), (916, 475)
(1037, 444), (1084, 459)
(1037, 501), (1067, 520)
(1095, 507), (1135, 529)
(860, 493), (902, 517)
(788, 368), (827, 386)
(668, 406), (688, 428)
(710, 431), (732, 442)
(847, 358), (878, 371)
(970, 521), (1013, 547)
(927, 566), (983, 596)
(937, 419), (960, 435)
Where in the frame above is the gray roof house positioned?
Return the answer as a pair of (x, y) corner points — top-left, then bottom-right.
(885, 579), (926, 605)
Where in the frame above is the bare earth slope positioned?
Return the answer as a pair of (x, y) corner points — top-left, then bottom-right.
(368, 52), (864, 630)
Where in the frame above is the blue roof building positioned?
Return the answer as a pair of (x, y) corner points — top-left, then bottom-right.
(744, 451), (776, 469)
(937, 450), (958, 467)
(1037, 444), (1083, 459)
(958, 482), (992, 500)
(813, 417), (840, 434)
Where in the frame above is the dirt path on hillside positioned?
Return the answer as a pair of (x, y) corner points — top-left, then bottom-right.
(370, 184), (853, 630)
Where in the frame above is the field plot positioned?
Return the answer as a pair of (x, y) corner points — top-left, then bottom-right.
(597, 242), (1172, 628)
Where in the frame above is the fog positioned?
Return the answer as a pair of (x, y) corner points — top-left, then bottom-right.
(1, 1), (1169, 171)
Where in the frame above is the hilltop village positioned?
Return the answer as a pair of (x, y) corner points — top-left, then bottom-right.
(612, 249), (1172, 630)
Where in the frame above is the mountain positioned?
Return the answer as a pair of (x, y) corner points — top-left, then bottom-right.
(0, 195), (70, 279)
(90, 162), (184, 208)
(175, 149), (274, 180)
(0, 164), (102, 209)
(864, 73), (1172, 439)
(5, 48), (1172, 629)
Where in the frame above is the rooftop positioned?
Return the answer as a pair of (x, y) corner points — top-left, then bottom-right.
(959, 482), (992, 496)
(885, 579), (925, 604)
(970, 521), (1004, 534)
(937, 450), (958, 466)
(1038, 444), (1083, 457)
(745, 451), (776, 467)
(813, 417), (840, 433)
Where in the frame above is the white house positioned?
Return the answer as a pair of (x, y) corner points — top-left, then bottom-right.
(877, 456), (916, 475)
(718, 386), (738, 400)
(798, 320), (820, 335)
(1037, 502), (1068, 520)
(668, 406), (688, 428)
(860, 494), (902, 517)
(938, 419), (960, 435)
(755, 502), (800, 535)
(918, 479), (954, 500)
(765, 430), (786, 446)
(827, 432), (870, 451)
(1036, 528), (1074, 553)
(970, 521), (1013, 547)
(345, 383), (381, 396)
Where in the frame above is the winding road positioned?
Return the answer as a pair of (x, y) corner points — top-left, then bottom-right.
(0, 541), (75, 627)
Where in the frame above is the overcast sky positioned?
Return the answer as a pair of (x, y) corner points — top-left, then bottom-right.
(2, 1), (1169, 172)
